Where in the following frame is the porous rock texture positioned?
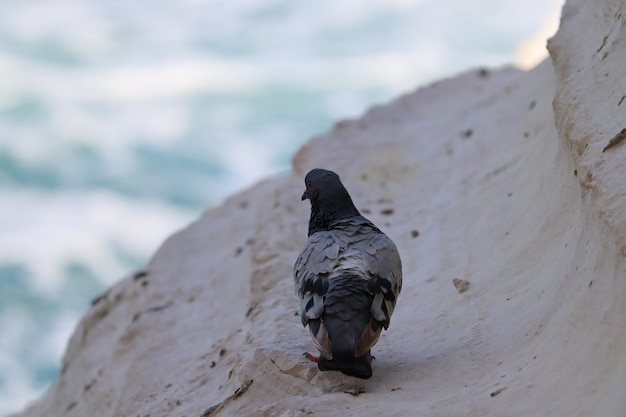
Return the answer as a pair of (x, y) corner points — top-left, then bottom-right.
(14, 0), (626, 416)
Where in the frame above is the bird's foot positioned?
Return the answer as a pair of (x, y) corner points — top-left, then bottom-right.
(303, 352), (374, 363)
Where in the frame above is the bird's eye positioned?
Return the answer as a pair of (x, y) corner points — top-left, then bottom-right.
(306, 181), (312, 188)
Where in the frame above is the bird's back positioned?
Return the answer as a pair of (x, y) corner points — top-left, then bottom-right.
(294, 216), (402, 378)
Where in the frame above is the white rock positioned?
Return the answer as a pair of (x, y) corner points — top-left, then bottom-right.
(13, 0), (626, 415)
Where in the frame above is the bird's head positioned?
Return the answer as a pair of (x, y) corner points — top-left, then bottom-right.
(301, 168), (360, 235)
(301, 168), (344, 202)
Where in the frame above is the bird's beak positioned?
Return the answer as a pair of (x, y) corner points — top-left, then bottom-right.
(301, 190), (309, 201)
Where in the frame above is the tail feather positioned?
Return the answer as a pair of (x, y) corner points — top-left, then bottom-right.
(314, 274), (376, 379)
(318, 351), (373, 379)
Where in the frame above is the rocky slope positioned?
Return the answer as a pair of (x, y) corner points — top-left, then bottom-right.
(14, 0), (626, 415)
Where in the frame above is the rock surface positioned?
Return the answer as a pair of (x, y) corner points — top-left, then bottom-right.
(14, 0), (626, 416)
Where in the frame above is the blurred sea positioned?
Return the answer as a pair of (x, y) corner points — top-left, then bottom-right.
(0, 0), (562, 414)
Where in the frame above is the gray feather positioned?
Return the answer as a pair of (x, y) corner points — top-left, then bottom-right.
(294, 217), (402, 342)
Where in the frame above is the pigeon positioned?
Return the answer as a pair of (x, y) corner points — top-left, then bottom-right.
(294, 168), (402, 379)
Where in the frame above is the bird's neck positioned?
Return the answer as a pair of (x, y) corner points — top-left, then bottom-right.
(308, 197), (360, 236)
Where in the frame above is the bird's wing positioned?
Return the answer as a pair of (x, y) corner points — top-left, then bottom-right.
(294, 230), (344, 325)
(335, 218), (403, 330)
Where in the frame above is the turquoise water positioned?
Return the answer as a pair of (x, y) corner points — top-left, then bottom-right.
(0, 0), (561, 414)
